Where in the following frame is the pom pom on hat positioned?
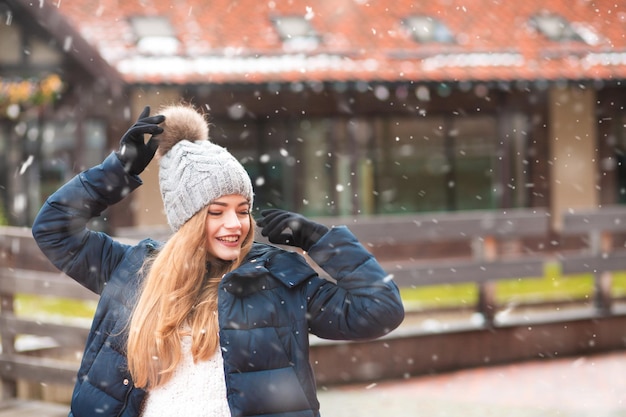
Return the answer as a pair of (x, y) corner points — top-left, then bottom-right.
(156, 105), (209, 158)
(156, 104), (254, 231)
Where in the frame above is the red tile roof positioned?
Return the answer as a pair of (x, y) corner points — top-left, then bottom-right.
(50, 0), (626, 84)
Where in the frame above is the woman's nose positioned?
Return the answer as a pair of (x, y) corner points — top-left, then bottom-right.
(223, 211), (242, 229)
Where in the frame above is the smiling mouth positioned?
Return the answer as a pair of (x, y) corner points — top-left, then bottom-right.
(217, 236), (240, 243)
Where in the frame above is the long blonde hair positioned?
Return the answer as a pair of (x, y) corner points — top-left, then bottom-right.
(127, 208), (254, 389)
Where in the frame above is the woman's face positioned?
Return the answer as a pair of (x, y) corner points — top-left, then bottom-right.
(205, 194), (251, 261)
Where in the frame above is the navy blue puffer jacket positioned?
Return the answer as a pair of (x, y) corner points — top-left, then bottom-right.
(32, 153), (405, 417)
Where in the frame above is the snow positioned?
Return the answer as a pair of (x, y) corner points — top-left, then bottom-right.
(583, 52), (626, 67)
(422, 52), (525, 71)
(116, 54), (368, 79)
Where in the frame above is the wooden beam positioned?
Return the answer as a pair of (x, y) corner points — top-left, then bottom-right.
(382, 257), (546, 287)
(0, 268), (98, 300)
(0, 315), (89, 349)
(0, 355), (77, 386)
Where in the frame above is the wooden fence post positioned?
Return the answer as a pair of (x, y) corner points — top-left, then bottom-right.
(594, 271), (613, 316)
(474, 236), (497, 328)
(591, 230), (613, 316)
(0, 238), (17, 401)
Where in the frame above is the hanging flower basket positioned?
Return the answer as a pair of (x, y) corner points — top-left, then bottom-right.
(0, 74), (64, 118)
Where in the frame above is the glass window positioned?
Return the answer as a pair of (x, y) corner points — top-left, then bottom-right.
(83, 119), (107, 169)
(0, 22), (22, 65)
(39, 120), (77, 202)
(376, 116), (448, 213)
(212, 112), (505, 217)
(129, 16), (179, 55)
(379, 115), (497, 213)
(293, 118), (332, 216)
(271, 15), (319, 51)
(210, 119), (286, 213)
(613, 113), (626, 204)
(402, 16), (455, 44)
(0, 122), (8, 224)
(130, 16), (176, 38)
(452, 116), (497, 210)
(213, 116), (337, 216)
(529, 13), (585, 43)
(506, 113), (532, 209)
(29, 37), (63, 66)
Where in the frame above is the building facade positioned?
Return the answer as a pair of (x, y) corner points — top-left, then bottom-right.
(3, 0), (626, 232)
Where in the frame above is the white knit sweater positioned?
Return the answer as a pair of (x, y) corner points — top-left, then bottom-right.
(141, 336), (230, 417)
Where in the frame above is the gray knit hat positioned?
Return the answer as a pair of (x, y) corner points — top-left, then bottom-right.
(156, 105), (254, 231)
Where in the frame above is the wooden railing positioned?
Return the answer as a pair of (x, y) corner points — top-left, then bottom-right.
(2, 207), (626, 400)
(559, 207), (626, 315)
(317, 208), (551, 325)
(0, 228), (95, 401)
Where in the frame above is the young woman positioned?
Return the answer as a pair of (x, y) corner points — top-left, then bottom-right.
(32, 104), (404, 417)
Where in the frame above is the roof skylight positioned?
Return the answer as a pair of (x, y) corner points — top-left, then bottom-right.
(402, 16), (455, 44)
(529, 13), (585, 43)
(130, 16), (179, 55)
(272, 16), (319, 51)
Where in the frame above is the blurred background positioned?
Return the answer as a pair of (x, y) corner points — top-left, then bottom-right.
(2, 0), (626, 414)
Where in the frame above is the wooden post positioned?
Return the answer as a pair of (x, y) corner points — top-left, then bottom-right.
(594, 231), (614, 315)
(0, 238), (17, 401)
(477, 282), (497, 328)
(473, 236), (497, 328)
(594, 271), (613, 316)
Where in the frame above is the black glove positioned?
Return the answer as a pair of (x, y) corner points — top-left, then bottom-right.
(115, 106), (165, 175)
(257, 209), (329, 251)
